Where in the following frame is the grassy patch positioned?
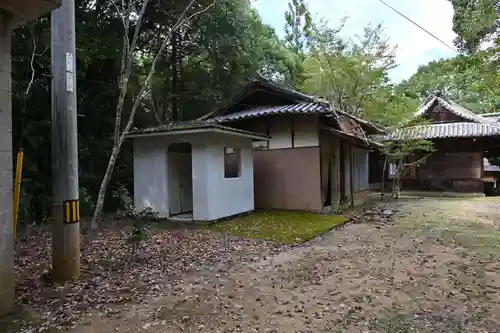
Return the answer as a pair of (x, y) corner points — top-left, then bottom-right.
(206, 211), (349, 245)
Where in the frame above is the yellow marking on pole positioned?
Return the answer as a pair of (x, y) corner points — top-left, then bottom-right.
(72, 201), (77, 222)
(65, 201), (71, 223)
(63, 200), (80, 223)
(13, 150), (24, 240)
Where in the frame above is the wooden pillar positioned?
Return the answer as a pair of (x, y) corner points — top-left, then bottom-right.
(332, 138), (341, 211)
(343, 141), (353, 207)
(349, 143), (354, 208)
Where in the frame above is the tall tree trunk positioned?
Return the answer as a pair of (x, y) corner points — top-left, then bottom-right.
(91, 145), (122, 229)
(90, 0), (214, 230)
(380, 155), (388, 199)
(177, 32), (185, 120)
(171, 31), (178, 121)
(392, 158), (403, 199)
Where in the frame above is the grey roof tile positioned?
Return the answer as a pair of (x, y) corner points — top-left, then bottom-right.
(214, 103), (331, 122)
(414, 95), (496, 124)
(127, 121), (269, 139)
(380, 122), (500, 141)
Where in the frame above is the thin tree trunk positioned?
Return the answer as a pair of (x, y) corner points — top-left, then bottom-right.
(392, 158), (403, 199)
(171, 31), (178, 121)
(114, 0), (149, 146)
(380, 155), (388, 199)
(90, 0), (216, 229)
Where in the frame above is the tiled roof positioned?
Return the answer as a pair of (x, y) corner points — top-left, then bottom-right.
(338, 114), (366, 137)
(337, 111), (386, 134)
(127, 121), (269, 139)
(252, 73), (320, 103)
(414, 94), (496, 123)
(481, 112), (500, 121)
(201, 74), (320, 120)
(380, 122), (500, 141)
(214, 103), (331, 122)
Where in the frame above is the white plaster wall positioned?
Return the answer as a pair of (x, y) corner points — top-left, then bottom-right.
(294, 116), (319, 147)
(133, 139), (169, 217)
(191, 144), (210, 221)
(269, 117), (292, 149)
(205, 135), (254, 220)
(133, 132), (254, 221)
(133, 135), (209, 219)
(248, 115), (319, 150)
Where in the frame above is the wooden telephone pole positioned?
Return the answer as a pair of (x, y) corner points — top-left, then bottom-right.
(51, 0), (80, 281)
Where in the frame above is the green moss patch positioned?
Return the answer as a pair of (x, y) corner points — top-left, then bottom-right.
(206, 211), (350, 245)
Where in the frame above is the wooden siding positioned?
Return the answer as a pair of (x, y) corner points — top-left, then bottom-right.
(233, 115), (319, 150)
(401, 149), (484, 193)
(424, 105), (470, 123)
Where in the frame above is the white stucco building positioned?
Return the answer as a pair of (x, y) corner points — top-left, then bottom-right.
(129, 76), (381, 222)
(129, 123), (268, 221)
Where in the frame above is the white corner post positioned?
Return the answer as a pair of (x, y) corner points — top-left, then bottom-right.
(0, 11), (14, 316)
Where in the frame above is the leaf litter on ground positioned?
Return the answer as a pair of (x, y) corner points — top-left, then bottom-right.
(6, 219), (285, 332)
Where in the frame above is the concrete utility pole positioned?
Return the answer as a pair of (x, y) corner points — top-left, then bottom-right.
(51, 0), (80, 281)
(0, 12), (15, 316)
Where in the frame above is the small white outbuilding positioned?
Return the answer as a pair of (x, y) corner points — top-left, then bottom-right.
(128, 122), (269, 222)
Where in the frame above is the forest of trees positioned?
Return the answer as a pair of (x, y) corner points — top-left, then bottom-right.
(10, 0), (499, 224)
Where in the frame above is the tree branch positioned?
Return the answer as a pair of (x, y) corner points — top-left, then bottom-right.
(113, 0), (133, 146)
(91, 0), (219, 229)
(25, 28), (37, 96)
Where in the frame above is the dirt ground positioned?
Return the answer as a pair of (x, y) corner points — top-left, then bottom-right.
(6, 197), (500, 332)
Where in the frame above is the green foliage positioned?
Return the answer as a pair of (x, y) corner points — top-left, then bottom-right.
(79, 187), (95, 218)
(399, 47), (500, 114)
(449, 0), (499, 52)
(207, 211), (349, 245)
(284, 0), (313, 54)
(378, 114), (435, 198)
(11, 0), (300, 222)
(489, 157), (500, 168)
(382, 134), (435, 162)
(301, 21), (397, 118)
(362, 87), (419, 127)
(111, 184), (159, 257)
(11, 0), (497, 221)
(283, 0), (313, 87)
(111, 184), (135, 219)
(111, 184), (159, 221)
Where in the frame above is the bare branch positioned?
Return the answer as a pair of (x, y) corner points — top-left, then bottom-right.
(111, 0), (126, 25)
(175, 0), (219, 29)
(129, 0), (150, 56)
(112, 0), (133, 146)
(119, 0), (218, 141)
(25, 28), (37, 96)
(35, 44), (50, 57)
(403, 152), (432, 166)
(91, 0), (218, 229)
